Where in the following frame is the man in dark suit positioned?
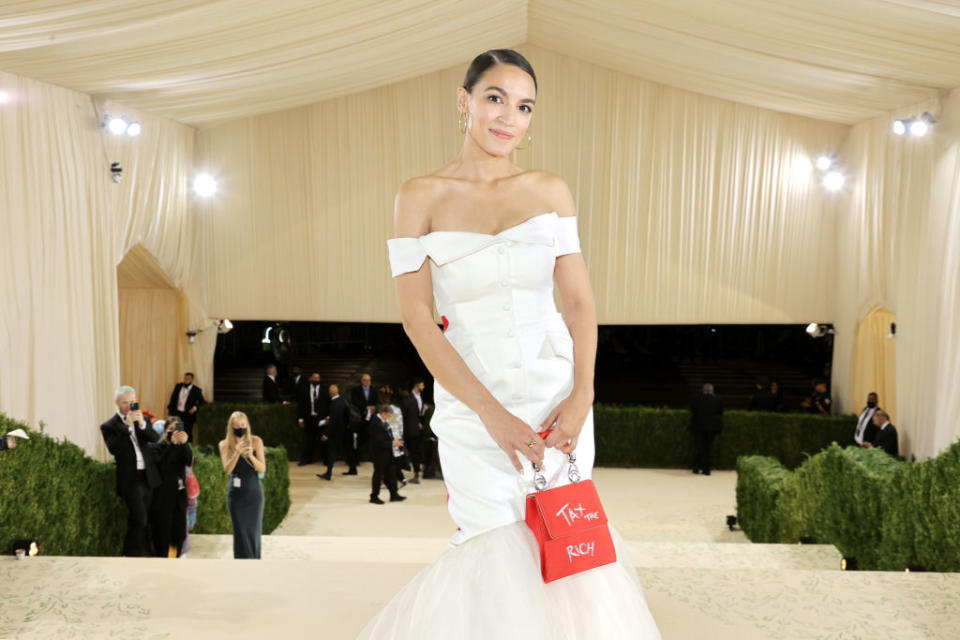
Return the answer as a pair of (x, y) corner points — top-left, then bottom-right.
(748, 376), (777, 411)
(399, 385), (422, 484)
(297, 372), (326, 466)
(347, 373), (377, 474)
(262, 364), (282, 403)
(369, 406), (405, 504)
(166, 372), (205, 443)
(100, 386), (161, 556)
(863, 410), (899, 457)
(853, 392), (881, 446)
(689, 383), (724, 475)
(286, 365), (307, 401)
(318, 384), (351, 481)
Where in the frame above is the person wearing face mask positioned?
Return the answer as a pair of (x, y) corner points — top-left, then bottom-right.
(297, 371), (327, 466)
(853, 392), (881, 446)
(148, 416), (193, 558)
(218, 411), (266, 559)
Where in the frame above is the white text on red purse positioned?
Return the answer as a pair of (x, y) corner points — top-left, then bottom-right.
(555, 503), (600, 527)
(566, 541), (596, 563)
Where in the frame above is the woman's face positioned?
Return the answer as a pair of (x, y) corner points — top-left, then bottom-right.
(459, 64), (536, 157)
(232, 417), (249, 436)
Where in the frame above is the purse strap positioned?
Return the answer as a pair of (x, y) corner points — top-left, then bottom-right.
(532, 451), (580, 491)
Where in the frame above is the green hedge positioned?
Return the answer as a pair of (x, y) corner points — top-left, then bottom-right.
(197, 401), (855, 470)
(0, 414), (125, 556)
(735, 455), (792, 542)
(777, 444), (905, 569)
(737, 440), (960, 571)
(883, 442), (960, 571)
(191, 446), (291, 536)
(593, 405), (854, 468)
(0, 413), (290, 556)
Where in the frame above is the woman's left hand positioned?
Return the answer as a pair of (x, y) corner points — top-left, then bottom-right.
(539, 392), (592, 454)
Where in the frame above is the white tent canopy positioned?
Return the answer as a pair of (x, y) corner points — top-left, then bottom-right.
(1, 0), (958, 126)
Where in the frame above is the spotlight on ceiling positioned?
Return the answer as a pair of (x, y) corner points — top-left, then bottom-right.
(104, 115), (129, 135)
(893, 119), (908, 136)
(217, 319), (234, 334)
(823, 171), (845, 191)
(815, 155), (834, 171)
(0, 90), (10, 104)
(909, 112), (935, 137)
(125, 121), (142, 137)
(193, 173), (217, 197)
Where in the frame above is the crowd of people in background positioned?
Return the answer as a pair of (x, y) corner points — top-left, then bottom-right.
(261, 365), (440, 503)
(100, 383), (265, 560)
(91, 361), (899, 560)
(99, 385), (197, 558)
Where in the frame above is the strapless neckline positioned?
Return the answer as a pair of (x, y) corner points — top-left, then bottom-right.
(418, 211), (558, 240)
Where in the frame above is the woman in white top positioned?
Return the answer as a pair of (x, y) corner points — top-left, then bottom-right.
(360, 49), (661, 639)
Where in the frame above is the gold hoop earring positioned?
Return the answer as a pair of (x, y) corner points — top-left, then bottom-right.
(458, 110), (468, 134)
(515, 132), (532, 151)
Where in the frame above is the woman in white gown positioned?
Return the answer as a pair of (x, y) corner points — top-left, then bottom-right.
(361, 49), (661, 639)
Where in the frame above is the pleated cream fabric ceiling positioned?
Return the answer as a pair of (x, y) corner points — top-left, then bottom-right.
(1, 0), (959, 127)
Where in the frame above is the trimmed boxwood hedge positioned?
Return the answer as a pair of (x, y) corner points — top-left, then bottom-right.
(737, 440), (960, 571)
(198, 401), (855, 470)
(735, 455), (792, 542)
(0, 413), (290, 557)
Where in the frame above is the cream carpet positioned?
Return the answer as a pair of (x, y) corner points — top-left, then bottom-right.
(1, 463), (957, 639)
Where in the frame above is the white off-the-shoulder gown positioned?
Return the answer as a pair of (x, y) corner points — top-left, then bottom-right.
(359, 212), (661, 639)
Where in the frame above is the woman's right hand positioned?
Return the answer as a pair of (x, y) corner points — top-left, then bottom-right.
(236, 441), (251, 456)
(481, 408), (545, 473)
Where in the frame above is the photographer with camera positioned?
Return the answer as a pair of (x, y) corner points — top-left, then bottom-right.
(149, 415), (194, 558)
(100, 386), (161, 557)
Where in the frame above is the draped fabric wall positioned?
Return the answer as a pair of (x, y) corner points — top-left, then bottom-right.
(118, 289), (181, 419)
(833, 89), (960, 459)
(852, 307), (897, 424)
(3, 43), (958, 460)
(0, 71), (214, 458)
(117, 245), (195, 424)
(199, 44), (848, 326)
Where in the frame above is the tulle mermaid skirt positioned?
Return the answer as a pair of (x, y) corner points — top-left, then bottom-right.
(356, 521), (662, 639)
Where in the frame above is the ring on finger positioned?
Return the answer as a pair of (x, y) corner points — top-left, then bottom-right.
(526, 439), (537, 448)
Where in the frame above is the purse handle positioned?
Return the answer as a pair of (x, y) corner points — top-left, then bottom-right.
(532, 451), (580, 491)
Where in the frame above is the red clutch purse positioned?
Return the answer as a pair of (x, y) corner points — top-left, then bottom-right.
(525, 451), (617, 583)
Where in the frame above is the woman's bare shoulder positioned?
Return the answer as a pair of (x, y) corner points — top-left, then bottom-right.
(218, 439), (227, 450)
(527, 170), (576, 218)
(394, 175), (449, 237)
(252, 435), (264, 447)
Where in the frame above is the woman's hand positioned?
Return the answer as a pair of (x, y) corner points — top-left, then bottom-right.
(540, 391), (593, 454)
(481, 408), (546, 473)
(236, 441), (252, 456)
